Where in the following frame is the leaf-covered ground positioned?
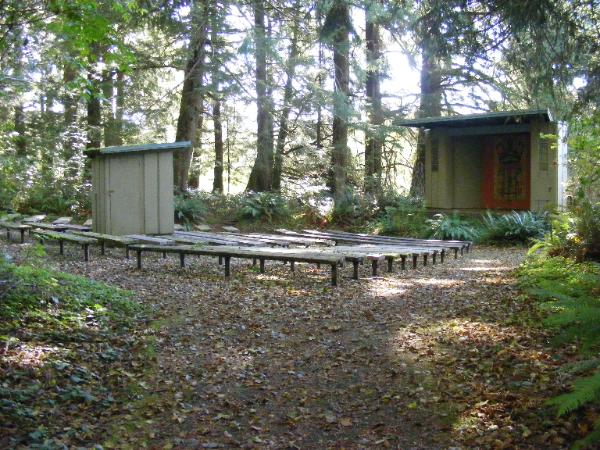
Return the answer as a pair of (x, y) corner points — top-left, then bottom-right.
(0, 240), (583, 448)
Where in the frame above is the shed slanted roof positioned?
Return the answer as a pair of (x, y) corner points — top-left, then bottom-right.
(395, 109), (551, 128)
(86, 141), (191, 156)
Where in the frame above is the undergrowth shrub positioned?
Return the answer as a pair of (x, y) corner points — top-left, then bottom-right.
(329, 189), (379, 226)
(427, 212), (480, 241)
(374, 196), (428, 237)
(174, 194), (207, 228)
(517, 256), (600, 448)
(480, 211), (549, 244)
(529, 202), (600, 261)
(238, 192), (291, 223)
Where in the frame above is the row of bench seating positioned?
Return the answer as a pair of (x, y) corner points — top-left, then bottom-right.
(0, 222), (470, 286)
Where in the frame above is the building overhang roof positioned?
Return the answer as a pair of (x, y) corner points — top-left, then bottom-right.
(394, 109), (552, 129)
(85, 141), (191, 157)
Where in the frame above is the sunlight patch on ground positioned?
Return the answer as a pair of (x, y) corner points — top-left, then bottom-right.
(409, 277), (466, 287)
(3, 342), (66, 369)
(459, 266), (513, 272)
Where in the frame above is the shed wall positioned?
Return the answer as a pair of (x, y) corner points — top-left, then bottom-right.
(423, 117), (562, 212)
(91, 151), (174, 235)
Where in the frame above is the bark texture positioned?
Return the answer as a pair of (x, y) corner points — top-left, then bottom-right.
(212, 98), (224, 193)
(246, 0), (274, 192)
(174, 1), (208, 192)
(329, 0), (351, 206)
(364, 2), (383, 197)
(409, 9), (443, 199)
(272, 3), (301, 191)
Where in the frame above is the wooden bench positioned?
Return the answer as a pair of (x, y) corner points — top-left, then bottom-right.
(129, 244), (345, 286)
(32, 230), (97, 261)
(31, 222), (71, 232)
(69, 231), (137, 258)
(301, 229), (472, 255)
(0, 221), (30, 243)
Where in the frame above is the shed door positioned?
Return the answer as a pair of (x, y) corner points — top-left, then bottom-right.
(482, 133), (530, 210)
(108, 155), (144, 235)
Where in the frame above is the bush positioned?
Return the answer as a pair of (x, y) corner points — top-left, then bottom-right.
(517, 256), (600, 448)
(480, 211), (549, 244)
(174, 194), (207, 228)
(529, 202), (600, 261)
(331, 189), (378, 226)
(427, 212), (480, 241)
(374, 196), (428, 238)
(238, 192), (291, 223)
(574, 200), (600, 259)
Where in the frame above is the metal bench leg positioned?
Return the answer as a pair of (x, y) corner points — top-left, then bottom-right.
(290, 261), (295, 272)
(83, 244), (90, 262)
(352, 261), (359, 280)
(59, 240), (64, 256)
(401, 255), (407, 270)
(331, 263), (338, 286)
(432, 251), (437, 265)
(454, 248), (458, 259)
(412, 254), (418, 269)
(137, 250), (142, 269)
(423, 254), (428, 266)
(162, 251), (167, 259)
(252, 257), (257, 266)
(125, 245), (130, 259)
(387, 257), (393, 272)
(440, 249), (445, 263)
(20, 230), (25, 244)
(180, 253), (185, 268)
(371, 260), (378, 276)
(259, 258), (265, 273)
(460, 247), (464, 256)
(224, 256), (231, 277)
(100, 241), (105, 255)
(219, 255), (223, 265)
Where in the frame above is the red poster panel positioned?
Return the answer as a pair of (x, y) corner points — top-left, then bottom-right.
(482, 133), (530, 210)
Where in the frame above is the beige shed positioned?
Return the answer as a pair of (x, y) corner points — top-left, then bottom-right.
(396, 109), (568, 212)
(86, 141), (191, 235)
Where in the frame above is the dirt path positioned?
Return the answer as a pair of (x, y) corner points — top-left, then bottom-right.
(4, 243), (570, 448)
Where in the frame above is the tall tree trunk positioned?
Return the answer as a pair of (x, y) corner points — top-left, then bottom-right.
(103, 69), (125, 146)
(364, 1), (383, 197)
(86, 73), (102, 149)
(330, 0), (351, 207)
(212, 97), (224, 193)
(14, 104), (26, 156)
(409, 33), (442, 198)
(174, 2), (207, 192)
(246, 0), (274, 192)
(210, 0), (224, 194)
(63, 62), (79, 180)
(272, 3), (301, 191)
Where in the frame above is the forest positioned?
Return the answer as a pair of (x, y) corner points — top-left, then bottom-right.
(1, 0), (600, 448)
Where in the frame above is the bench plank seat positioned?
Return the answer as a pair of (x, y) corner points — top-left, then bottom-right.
(129, 244), (344, 286)
(69, 231), (137, 257)
(302, 229), (472, 253)
(0, 221), (31, 243)
(31, 222), (70, 232)
(176, 231), (265, 247)
(124, 235), (175, 246)
(32, 230), (97, 261)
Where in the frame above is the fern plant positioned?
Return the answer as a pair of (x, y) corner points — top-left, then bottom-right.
(238, 192), (290, 223)
(427, 212), (480, 241)
(481, 211), (549, 244)
(518, 256), (600, 448)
